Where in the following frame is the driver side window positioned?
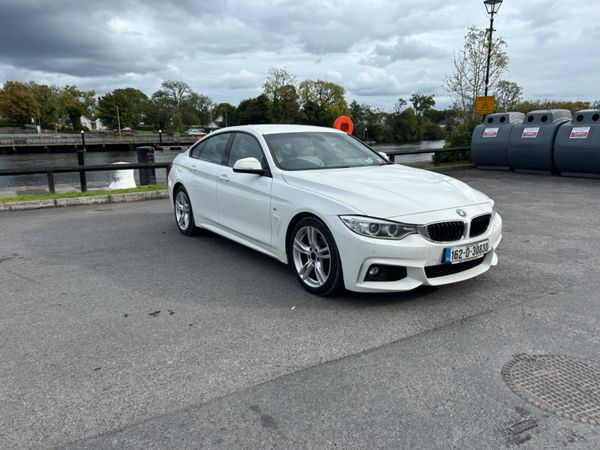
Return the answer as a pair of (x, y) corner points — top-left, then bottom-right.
(228, 133), (265, 168)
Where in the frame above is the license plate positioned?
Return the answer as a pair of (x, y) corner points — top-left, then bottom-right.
(443, 241), (490, 264)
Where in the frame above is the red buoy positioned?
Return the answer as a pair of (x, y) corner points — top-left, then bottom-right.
(333, 116), (354, 135)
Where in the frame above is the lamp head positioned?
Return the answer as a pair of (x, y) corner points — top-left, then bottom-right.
(484, 0), (503, 15)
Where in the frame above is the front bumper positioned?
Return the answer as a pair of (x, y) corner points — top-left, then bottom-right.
(329, 210), (503, 293)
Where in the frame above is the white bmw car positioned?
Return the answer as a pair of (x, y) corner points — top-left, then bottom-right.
(168, 125), (502, 295)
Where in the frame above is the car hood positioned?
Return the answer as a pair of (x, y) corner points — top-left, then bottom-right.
(281, 164), (490, 218)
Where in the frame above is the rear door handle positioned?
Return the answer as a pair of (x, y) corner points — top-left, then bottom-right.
(190, 164), (198, 172)
(218, 175), (230, 183)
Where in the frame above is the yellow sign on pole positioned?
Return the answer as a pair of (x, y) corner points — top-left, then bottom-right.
(476, 96), (495, 115)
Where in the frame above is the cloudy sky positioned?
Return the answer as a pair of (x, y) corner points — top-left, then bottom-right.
(0, 0), (598, 110)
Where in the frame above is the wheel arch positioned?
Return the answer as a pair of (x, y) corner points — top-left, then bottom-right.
(285, 212), (324, 260)
(172, 182), (185, 203)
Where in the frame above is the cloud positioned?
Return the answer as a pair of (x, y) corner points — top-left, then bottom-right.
(361, 37), (448, 67)
(347, 68), (404, 97)
(222, 70), (261, 89)
(0, 0), (598, 110)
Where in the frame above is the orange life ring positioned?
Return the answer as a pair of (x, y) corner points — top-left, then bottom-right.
(333, 116), (354, 135)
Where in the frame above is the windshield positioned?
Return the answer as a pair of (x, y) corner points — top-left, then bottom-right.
(264, 132), (387, 171)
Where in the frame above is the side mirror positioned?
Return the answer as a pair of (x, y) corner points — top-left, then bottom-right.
(233, 157), (265, 175)
(378, 151), (391, 162)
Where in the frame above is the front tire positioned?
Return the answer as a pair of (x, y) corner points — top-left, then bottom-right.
(174, 187), (198, 236)
(289, 217), (344, 296)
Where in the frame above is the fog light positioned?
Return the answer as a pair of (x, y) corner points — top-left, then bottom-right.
(364, 264), (407, 282)
(368, 266), (380, 277)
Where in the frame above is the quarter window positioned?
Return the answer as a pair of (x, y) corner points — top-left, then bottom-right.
(228, 133), (265, 167)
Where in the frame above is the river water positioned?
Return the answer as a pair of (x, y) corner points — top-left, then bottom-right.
(0, 140), (444, 188)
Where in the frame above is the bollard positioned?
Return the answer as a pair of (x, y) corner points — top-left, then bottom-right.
(136, 146), (156, 185)
(78, 130), (87, 192)
(108, 162), (137, 190)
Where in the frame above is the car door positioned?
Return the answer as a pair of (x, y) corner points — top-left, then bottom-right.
(186, 132), (233, 225)
(217, 132), (273, 246)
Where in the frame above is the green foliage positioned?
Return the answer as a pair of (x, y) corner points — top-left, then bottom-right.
(514, 100), (591, 115)
(410, 92), (435, 116)
(495, 80), (523, 112)
(59, 85), (96, 131)
(145, 80), (214, 131)
(263, 67), (300, 123)
(0, 185), (167, 203)
(438, 120), (477, 163)
(97, 88), (148, 129)
(213, 102), (238, 127)
(237, 94), (272, 124)
(29, 83), (62, 129)
(0, 81), (40, 125)
(298, 80), (348, 127)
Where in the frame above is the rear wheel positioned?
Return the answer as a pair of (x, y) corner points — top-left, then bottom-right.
(174, 187), (198, 236)
(289, 217), (344, 296)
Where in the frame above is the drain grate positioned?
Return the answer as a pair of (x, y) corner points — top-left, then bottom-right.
(502, 354), (600, 425)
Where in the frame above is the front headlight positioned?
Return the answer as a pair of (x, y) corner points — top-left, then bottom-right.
(340, 215), (418, 240)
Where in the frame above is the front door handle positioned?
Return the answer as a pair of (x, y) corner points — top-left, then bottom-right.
(218, 175), (230, 183)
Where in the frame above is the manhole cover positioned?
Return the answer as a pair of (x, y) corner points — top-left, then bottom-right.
(502, 354), (600, 425)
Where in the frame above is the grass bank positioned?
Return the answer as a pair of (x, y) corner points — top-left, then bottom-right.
(0, 185), (167, 203)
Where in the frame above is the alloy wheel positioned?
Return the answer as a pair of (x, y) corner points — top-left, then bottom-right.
(292, 225), (332, 288)
(175, 190), (191, 231)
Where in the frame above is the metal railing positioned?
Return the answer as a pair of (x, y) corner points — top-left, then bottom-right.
(380, 146), (471, 165)
(0, 163), (172, 194)
(0, 134), (196, 147)
(0, 146), (471, 195)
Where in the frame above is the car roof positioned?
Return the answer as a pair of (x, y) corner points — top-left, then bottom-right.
(212, 124), (345, 136)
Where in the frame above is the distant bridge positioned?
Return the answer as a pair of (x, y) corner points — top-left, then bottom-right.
(0, 133), (197, 153)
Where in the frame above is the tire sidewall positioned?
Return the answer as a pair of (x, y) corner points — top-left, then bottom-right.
(288, 217), (344, 296)
(174, 187), (196, 236)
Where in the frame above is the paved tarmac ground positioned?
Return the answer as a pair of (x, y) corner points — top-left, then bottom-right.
(1, 170), (600, 449)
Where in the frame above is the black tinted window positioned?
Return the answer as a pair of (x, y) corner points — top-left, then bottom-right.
(228, 134), (265, 167)
(189, 141), (204, 159)
(196, 134), (230, 165)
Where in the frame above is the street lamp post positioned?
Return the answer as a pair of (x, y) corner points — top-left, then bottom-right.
(78, 130), (87, 192)
(158, 129), (163, 146)
(483, 0), (503, 97)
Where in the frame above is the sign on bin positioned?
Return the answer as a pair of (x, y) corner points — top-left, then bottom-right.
(476, 96), (495, 115)
(570, 127), (590, 139)
(521, 127), (540, 139)
(483, 127), (499, 138)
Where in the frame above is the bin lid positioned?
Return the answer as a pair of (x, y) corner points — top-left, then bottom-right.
(524, 109), (572, 125)
(482, 112), (524, 125)
(571, 109), (600, 125)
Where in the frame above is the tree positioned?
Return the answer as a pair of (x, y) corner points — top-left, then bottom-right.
(444, 26), (508, 122)
(186, 93), (215, 125)
(410, 92), (436, 117)
(298, 80), (348, 127)
(59, 85), (96, 131)
(237, 94), (271, 125)
(0, 81), (39, 125)
(388, 107), (419, 143)
(157, 80), (194, 111)
(213, 102), (238, 127)
(97, 88), (148, 129)
(29, 83), (62, 129)
(495, 80), (523, 112)
(263, 67), (298, 123)
(147, 81), (214, 130)
(394, 98), (408, 114)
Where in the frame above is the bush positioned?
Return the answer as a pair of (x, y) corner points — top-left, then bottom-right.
(434, 120), (478, 163)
